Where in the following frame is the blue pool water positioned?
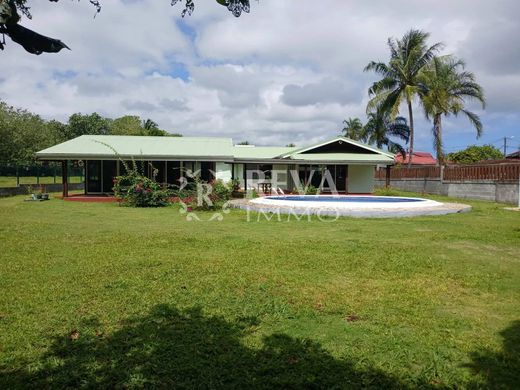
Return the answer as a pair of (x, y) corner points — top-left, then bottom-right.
(266, 196), (424, 203)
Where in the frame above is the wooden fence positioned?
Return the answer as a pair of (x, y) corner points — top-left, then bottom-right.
(443, 164), (520, 182)
(375, 163), (520, 182)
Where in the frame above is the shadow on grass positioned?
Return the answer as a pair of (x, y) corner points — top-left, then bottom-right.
(467, 320), (520, 389)
(2, 304), (431, 389)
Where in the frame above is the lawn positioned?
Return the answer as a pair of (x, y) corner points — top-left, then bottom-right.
(0, 176), (84, 188)
(0, 193), (518, 388)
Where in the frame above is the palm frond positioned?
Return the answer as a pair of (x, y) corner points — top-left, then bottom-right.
(461, 109), (483, 137)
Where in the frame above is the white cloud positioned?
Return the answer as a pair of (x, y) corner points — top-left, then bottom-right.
(1, 0), (519, 151)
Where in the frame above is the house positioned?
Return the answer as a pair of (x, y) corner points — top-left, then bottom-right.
(506, 150), (520, 160)
(395, 152), (437, 165)
(35, 135), (395, 196)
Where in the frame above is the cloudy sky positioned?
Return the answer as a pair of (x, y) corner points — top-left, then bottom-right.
(1, 0), (519, 154)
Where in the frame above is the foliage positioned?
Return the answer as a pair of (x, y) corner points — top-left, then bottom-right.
(373, 186), (401, 196)
(171, 176), (232, 211)
(304, 184), (318, 195)
(0, 101), (54, 164)
(67, 112), (111, 138)
(229, 178), (241, 191)
(108, 116), (142, 136)
(363, 110), (410, 156)
(113, 162), (170, 207)
(418, 56), (486, 164)
(141, 119), (169, 136)
(341, 117), (366, 141)
(365, 29), (442, 166)
(447, 144), (503, 164)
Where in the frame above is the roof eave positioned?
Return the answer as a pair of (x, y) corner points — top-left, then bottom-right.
(35, 153), (235, 162)
(277, 136), (395, 159)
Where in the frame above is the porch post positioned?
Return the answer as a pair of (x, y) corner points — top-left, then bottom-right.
(62, 160), (69, 198)
(243, 163), (247, 191)
(385, 165), (391, 188)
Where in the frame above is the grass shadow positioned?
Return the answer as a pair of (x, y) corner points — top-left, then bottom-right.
(467, 320), (520, 389)
(1, 304), (436, 389)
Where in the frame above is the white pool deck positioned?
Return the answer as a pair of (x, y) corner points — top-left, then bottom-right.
(230, 195), (471, 218)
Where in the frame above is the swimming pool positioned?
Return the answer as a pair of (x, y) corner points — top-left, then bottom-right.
(230, 195), (471, 218)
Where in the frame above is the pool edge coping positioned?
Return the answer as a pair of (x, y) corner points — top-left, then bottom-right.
(229, 198), (472, 218)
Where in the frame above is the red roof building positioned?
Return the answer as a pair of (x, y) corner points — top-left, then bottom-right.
(395, 152), (437, 165)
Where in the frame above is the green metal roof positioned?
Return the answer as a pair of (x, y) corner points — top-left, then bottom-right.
(36, 135), (236, 160)
(36, 135), (394, 164)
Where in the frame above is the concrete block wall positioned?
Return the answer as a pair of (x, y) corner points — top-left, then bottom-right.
(374, 178), (519, 205)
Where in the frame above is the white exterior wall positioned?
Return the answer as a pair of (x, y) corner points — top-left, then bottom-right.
(348, 165), (375, 193)
(215, 162), (232, 183)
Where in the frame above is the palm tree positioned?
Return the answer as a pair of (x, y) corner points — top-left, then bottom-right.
(419, 56), (485, 164)
(342, 117), (366, 141)
(142, 119), (159, 131)
(365, 29), (442, 166)
(363, 110), (410, 157)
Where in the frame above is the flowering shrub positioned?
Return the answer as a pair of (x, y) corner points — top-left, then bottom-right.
(113, 167), (170, 207)
(171, 178), (232, 211)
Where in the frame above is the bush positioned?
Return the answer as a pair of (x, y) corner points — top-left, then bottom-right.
(212, 179), (233, 202)
(113, 165), (170, 207)
(305, 185), (318, 195)
(229, 178), (241, 192)
(447, 144), (503, 164)
(172, 178), (232, 211)
(373, 186), (401, 196)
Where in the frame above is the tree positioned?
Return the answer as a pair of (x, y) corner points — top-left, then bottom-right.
(142, 118), (169, 136)
(0, 101), (52, 163)
(46, 119), (69, 145)
(0, 0), (253, 54)
(110, 115), (143, 136)
(67, 112), (111, 138)
(447, 145), (503, 164)
(418, 56), (485, 164)
(341, 117), (366, 141)
(363, 110), (410, 157)
(365, 29), (442, 166)
(237, 141), (250, 145)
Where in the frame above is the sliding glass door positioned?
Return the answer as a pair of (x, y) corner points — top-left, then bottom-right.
(86, 160), (118, 194)
(86, 161), (102, 193)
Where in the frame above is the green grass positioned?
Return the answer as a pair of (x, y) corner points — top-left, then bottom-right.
(0, 176), (83, 188)
(0, 192), (519, 388)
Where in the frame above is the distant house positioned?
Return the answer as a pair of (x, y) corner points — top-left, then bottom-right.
(36, 135), (395, 196)
(395, 152), (437, 166)
(506, 150), (520, 159)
